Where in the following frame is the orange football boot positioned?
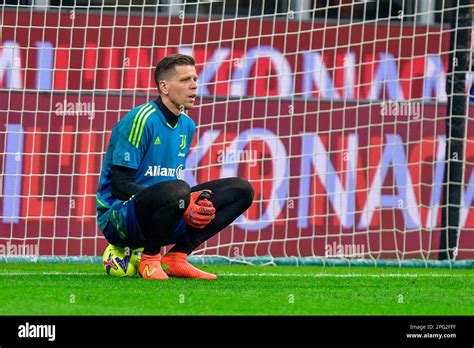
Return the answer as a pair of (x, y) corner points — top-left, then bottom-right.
(138, 253), (169, 280)
(161, 252), (217, 280)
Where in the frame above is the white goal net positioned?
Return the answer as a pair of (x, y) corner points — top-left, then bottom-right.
(0, 0), (473, 264)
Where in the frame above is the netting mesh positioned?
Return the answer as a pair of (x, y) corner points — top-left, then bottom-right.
(0, 0), (473, 263)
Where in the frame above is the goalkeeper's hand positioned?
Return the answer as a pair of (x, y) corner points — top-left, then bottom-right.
(184, 189), (216, 229)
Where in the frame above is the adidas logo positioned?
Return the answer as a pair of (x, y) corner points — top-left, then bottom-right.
(154, 136), (161, 145)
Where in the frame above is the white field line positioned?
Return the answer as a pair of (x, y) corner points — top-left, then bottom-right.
(0, 272), (98, 276)
(219, 273), (474, 278)
(0, 272), (472, 278)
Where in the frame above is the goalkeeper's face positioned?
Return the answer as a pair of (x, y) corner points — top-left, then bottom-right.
(161, 65), (198, 114)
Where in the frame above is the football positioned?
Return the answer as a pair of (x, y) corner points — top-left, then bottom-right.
(102, 244), (143, 277)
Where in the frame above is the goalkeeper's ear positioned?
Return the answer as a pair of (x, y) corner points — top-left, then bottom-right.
(159, 80), (168, 95)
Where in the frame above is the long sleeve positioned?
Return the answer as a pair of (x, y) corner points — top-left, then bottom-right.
(110, 165), (146, 201)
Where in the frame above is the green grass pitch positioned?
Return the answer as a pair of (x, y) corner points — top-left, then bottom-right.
(0, 263), (473, 315)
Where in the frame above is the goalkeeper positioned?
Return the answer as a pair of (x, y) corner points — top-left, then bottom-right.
(96, 54), (254, 280)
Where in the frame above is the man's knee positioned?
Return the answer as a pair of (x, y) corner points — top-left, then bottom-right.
(235, 177), (254, 208)
(137, 180), (190, 213)
(173, 180), (191, 211)
(157, 180), (191, 213)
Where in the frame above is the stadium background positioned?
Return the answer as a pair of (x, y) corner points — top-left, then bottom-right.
(1, 0), (473, 261)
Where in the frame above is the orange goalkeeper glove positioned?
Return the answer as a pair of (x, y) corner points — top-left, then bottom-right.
(184, 190), (216, 229)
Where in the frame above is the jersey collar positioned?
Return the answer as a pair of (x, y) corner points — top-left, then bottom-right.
(152, 96), (180, 129)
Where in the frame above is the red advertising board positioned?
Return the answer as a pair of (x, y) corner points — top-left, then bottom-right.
(1, 10), (450, 101)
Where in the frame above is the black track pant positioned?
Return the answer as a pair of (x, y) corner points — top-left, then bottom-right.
(133, 178), (254, 255)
